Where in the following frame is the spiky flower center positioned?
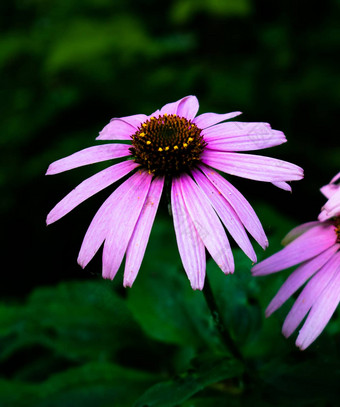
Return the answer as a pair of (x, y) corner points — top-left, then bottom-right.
(129, 114), (207, 176)
(335, 217), (340, 243)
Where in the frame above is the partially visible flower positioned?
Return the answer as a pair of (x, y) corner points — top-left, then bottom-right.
(46, 96), (303, 289)
(252, 172), (340, 349)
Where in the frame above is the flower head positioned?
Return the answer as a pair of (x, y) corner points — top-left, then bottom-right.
(252, 172), (340, 349)
(46, 96), (303, 289)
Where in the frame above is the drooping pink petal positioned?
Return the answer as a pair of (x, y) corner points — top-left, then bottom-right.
(296, 263), (340, 350)
(252, 223), (337, 276)
(46, 144), (131, 175)
(47, 160), (139, 225)
(97, 118), (138, 140)
(77, 171), (151, 269)
(204, 128), (286, 151)
(192, 169), (257, 262)
(282, 252), (340, 338)
(271, 181), (292, 191)
(179, 174), (234, 275)
(200, 166), (268, 249)
(281, 221), (322, 245)
(193, 112), (242, 129)
(171, 177), (206, 290)
(202, 150), (303, 183)
(318, 188), (340, 221)
(266, 244), (339, 316)
(102, 171), (152, 279)
(124, 176), (165, 287)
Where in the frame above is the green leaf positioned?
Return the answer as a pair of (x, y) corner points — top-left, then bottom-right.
(134, 355), (244, 407)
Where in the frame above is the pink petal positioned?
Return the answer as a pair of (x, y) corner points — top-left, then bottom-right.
(193, 112), (242, 129)
(47, 160), (139, 225)
(320, 172), (340, 199)
(177, 96), (199, 120)
(192, 169), (257, 262)
(179, 174), (234, 275)
(203, 121), (278, 139)
(202, 150), (304, 182)
(124, 176), (164, 287)
(266, 244), (339, 316)
(282, 251), (340, 338)
(97, 118), (139, 140)
(252, 223), (337, 276)
(296, 263), (340, 350)
(204, 124), (286, 151)
(271, 181), (292, 191)
(46, 144), (131, 175)
(171, 177), (206, 290)
(281, 221), (321, 245)
(77, 171), (151, 269)
(318, 188), (340, 221)
(200, 166), (268, 249)
(102, 171), (152, 279)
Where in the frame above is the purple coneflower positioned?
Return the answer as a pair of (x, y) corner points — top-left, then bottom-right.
(46, 96), (303, 289)
(252, 172), (340, 349)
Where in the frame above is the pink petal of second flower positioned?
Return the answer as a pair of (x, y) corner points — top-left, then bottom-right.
(202, 150), (304, 182)
(282, 251), (340, 338)
(281, 221), (321, 245)
(124, 176), (165, 287)
(252, 223), (337, 276)
(47, 160), (139, 225)
(296, 262), (340, 350)
(193, 112), (242, 129)
(46, 144), (131, 174)
(266, 244), (339, 316)
(171, 177), (206, 290)
(200, 166), (268, 249)
(318, 188), (340, 221)
(102, 171), (152, 280)
(179, 174), (234, 275)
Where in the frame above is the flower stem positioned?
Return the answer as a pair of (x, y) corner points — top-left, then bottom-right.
(202, 274), (243, 361)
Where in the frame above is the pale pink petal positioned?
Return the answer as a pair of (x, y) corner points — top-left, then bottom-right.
(320, 172), (340, 199)
(77, 171), (151, 269)
(192, 169), (257, 262)
(47, 160), (139, 225)
(266, 244), (339, 316)
(282, 252), (340, 338)
(124, 176), (165, 287)
(97, 118), (137, 140)
(318, 188), (340, 221)
(271, 181), (292, 191)
(46, 144), (131, 175)
(159, 97), (187, 115)
(202, 122), (280, 140)
(296, 263), (340, 350)
(171, 178), (206, 290)
(177, 96), (199, 120)
(193, 112), (242, 129)
(179, 174), (234, 274)
(252, 223), (336, 276)
(282, 221), (321, 245)
(102, 171), (152, 279)
(202, 150), (303, 183)
(200, 166), (268, 249)
(204, 130), (286, 151)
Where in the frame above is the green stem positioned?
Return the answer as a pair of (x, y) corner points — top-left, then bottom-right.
(202, 274), (243, 361)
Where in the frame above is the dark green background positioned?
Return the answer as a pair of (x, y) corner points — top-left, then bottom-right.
(1, 1), (339, 406)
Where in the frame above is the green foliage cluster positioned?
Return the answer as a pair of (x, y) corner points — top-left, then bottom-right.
(1, 213), (340, 406)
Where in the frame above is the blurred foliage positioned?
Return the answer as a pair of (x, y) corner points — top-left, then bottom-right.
(1, 0), (340, 405)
